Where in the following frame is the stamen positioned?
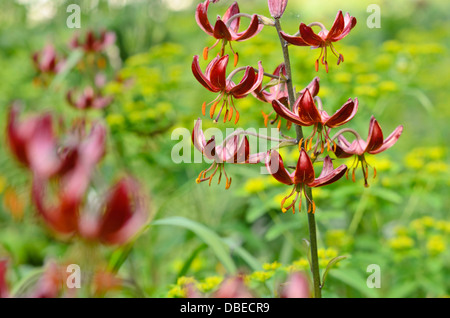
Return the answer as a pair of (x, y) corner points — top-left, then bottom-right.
(202, 102), (206, 116)
(210, 100), (219, 119)
(373, 167), (377, 179)
(203, 47), (209, 60)
(228, 106), (234, 122)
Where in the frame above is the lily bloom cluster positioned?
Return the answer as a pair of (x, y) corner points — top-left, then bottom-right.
(191, 0), (403, 214)
(6, 104), (147, 245)
(32, 29), (115, 110)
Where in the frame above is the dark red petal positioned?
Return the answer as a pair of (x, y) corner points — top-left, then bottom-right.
(232, 15), (262, 42)
(324, 98), (358, 128)
(191, 55), (217, 92)
(265, 150), (294, 185)
(195, 1), (214, 35)
(299, 23), (324, 47)
(326, 11), (345, 40)
(213, 19), (233, 41)
(210, 55), (229, 90)
(229, 66), (256, 97)
(365, 116), (384, 153)
(222, 1), (240, 32)
(280, 31), (310, 46)
(293, 148), (315, 185)
(299, 76), (320, 98)
(297, 89), (322, 125)
(233, 136), (250, 163)
(309, 160), (347, 187)
(0, 259), (8, 298)
(192, 118), (206, 152)
(272, 100), (312, 126)
(332, 13), (357, 41)
(369, 125), (403, 155)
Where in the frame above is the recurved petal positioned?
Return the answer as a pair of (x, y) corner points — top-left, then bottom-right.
(191, 55), (216, 92)
(222, 1), (240, 32)
(369, 125), (403, 155)
(326, 11), (345, 40)
(293, 148), (315, 185)
(266, 150), (294, 185)
(324, 98), (358, 128)
(280, 32), (309, 46)
(299, 76), (320, 98)
(232, 14), (263, 41)
(299, 23), (325, 46)
(309, 158), (347, 187)
(365, 116), (385, 153)
(195, 0), (214, 36)
(272, 99), (311, 126)
(332, 12), (357, 41)
(192, 118), (207, 152)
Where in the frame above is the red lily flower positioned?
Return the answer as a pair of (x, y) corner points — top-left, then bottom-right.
(196, 0), (263, 63)
(213, 276), (253, 298)
(334, 116), (403, 187)
(67, 86), (113, 110)
(32, 44), (65, 75)
(192, 119), (266, 189)
(69, 30), (116, 53)
(78, 177), (148, 245)
(192, 54), (264, 124)
(266, 149), (347, 213)
(254, 70), (320, 129)
(6, 104), (67, 178)
(272, 87), (358, 153)
(281, 11), (357, 72)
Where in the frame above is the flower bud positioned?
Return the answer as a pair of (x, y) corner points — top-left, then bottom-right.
(268, 0), (288, 19)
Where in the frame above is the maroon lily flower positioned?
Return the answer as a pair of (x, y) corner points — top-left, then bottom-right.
(192, 54), (264, 123)
(69, 30), (116, 53)
(196, 0), (263, 64)
(334, 116), (403, 187)
(192, 119), (266, 189)
(266, 149), (347, 213)
(78, 177), (148, 245)
(6, 104), (67, 178)
(32, 44), (65, 76)
(272, 87), (358, 153)
(30, 122), (107, 236)
(268, 0), (288, 19)
(281, 11), (357, 72)
(254, 70), (320, 130)
(67, 87), (113, 110)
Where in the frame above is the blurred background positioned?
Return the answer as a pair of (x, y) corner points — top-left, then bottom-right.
(0, 0), (449, 297)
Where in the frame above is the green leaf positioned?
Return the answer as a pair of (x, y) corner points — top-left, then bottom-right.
(386, 281), (419, 298)
(176, 244), (207, 280)
(222, 238), (261, 272)
(108, 242), (134, 273)
(321, 256), (348, 288)
(152, 217), (237, 274)
(329, 268), (380, 298)
(265, 221), (302, 241)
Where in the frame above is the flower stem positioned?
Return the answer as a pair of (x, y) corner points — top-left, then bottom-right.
(274, 18), (322, 298)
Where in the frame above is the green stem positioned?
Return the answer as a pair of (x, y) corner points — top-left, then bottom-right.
(274, 18), (322, 298)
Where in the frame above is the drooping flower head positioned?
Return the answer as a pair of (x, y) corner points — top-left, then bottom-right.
(69, 30), (116, 53)
(67, 86), (113, 110)
(196, 0), (263, 64)
(32, 44), (65, 77)
(333, 116), (403, 187)
(192, 119), (266, 189)
(266, 149), (347, 213)
(281, 11), (357, 72)
(272, 84), (358, 153)
(192, 54), (264, 124)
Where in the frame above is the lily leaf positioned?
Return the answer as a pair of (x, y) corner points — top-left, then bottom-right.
(321, 255), (348, 288)
(152, 216), (237, 274)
